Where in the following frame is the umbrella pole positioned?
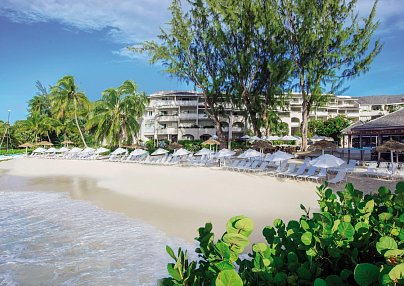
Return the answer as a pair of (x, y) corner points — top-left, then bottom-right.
(391, 151), (393, 164)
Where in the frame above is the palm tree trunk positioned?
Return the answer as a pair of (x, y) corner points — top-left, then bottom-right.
(74, 99), (88, 147)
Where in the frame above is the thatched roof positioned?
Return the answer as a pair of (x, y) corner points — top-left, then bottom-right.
(376, 140), (404, 152)
(309, 140), (337, 151)
(37, 141), (53, 146)
(202, 139), (221, 145)
(252, 141), (273, 150)
(167, 142), (183, 150)
(18, 143), (35, 148)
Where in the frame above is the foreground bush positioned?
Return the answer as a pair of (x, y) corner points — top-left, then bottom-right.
(160, 182), (404, 285)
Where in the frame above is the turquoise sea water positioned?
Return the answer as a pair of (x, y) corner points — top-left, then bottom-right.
(0, 191), (191, 286)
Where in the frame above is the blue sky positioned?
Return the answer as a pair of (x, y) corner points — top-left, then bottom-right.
(1, 0), (403, 122)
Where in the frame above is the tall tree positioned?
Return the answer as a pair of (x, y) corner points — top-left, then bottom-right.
(87, 80), (148, 147)
(28, 81), (51, 116)
(51, 76), (89, 147)
(20, 112), (60, 143)
(137, 0), (229, 144)
(210, 0), (292, 136)
(278, 0), (382, 150)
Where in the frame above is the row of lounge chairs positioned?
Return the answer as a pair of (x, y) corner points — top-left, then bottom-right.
(366, 162), (404, 180)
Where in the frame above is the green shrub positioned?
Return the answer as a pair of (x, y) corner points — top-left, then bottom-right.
(0, 148), (27, 155)
(178, 140), (204, 152)
(160, 182), (404, 285)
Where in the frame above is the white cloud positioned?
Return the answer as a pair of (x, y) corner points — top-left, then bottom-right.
(357, 0), (404, 31)
(0, 0), (172, 43)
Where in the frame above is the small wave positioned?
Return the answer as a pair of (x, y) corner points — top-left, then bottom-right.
(0, 191), (194, 286)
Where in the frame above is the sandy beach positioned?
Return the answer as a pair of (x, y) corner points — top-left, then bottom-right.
(0, 158), (398, 243)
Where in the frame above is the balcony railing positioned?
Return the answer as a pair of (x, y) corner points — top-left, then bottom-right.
(143, 128), (155, 134)
(158, 115), (178, 121)
(156, 128), (178, 134)
(179, 113), (209, 120)
(151, 100), (199, 107)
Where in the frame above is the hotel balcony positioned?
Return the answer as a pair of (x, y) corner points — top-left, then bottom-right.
(179, 113), (209, 120)
(151, 100), (199, 107)
(156, 128), (178, 135)
(143, 128), (155, 134)
(158, 115), (178, 122)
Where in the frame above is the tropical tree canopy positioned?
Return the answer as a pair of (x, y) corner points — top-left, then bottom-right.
(87, 80), (148, 147)
(51, 75), (89, 147)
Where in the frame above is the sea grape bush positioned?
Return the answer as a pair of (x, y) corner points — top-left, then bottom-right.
(160, 182), (404, 285)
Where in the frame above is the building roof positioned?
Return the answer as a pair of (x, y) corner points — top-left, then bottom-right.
(342, 120), (365, 134)
(351, 108), (404, 131)
(353, 94), (404, 105)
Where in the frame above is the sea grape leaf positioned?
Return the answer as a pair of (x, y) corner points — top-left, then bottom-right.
(354, 263), (380, 286)
(388, 263), (404, 283)
(234, 217), (254, 237)
(376, 236), (398, 255)
(215, 270), (243, 286)
(337, 222), (355, 239)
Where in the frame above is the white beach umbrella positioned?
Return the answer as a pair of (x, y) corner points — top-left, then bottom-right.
(281, 135), (297, 141)
(151, 148), (169, 156)
(111, 147), (127, 155)
(267, 135), (280, 141)
(310, 154), (345, 169)
(173, 148), (191, 157)
(69, 147), (82, 153)
(240, 135), (250, 140)
(249, 136), (261, 141)
(45, 147), (57, 153)
(238, 149), (262, 159)
(216, 148), (236, 158)
(195, 148), (214, 156)
(95, 147), (110, 154)
(57, 147), (69, 153)
(211, 135), (219, 140)
(130, 149), (148, 156)
(268, 150), (294, 162)
(82, 147), (96, 154)
(293, 136), (301, 141)
(260, 136), (267, 140)
(32, 147), (46, 153)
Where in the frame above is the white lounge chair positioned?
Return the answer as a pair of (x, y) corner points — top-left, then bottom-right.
(328, 169), (347, 184)
(286, 163), (308, 179)
(308, 168), (327, 183)
(296, 166), (317, 180)
(251, 161), (270, 172)
(267, 161), (288, 176)
(277, 163), (296, 177)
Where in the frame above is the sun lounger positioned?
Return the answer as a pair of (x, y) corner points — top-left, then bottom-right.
(296, 166), (317, 180)
(267, 161), (288, 176)
(286, 163), (308, 179)
(308, 168), (327, 183)
(276, 163), (296, 177)
(251, 161), (270, 172)
(235, 161), (252, 171)
(328, 169), (347, 184)
(240, 160), (260, 172)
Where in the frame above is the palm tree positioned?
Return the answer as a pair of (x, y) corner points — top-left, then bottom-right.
(28, 81), (51, 116)
(20, 112), (60, 142)
(87, 80), (148, 147)
(51, 76), (89, 147)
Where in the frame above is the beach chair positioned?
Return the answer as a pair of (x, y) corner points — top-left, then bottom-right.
(328, 169), (347, 184)
(229, 160), (247, 171)
(296, 166), (317, 180)
(235, 161), (252, 172)
(346, 160), (357, 173)
(251, 161), (270, 173)
(241, 160), (260, 172)
(286, 163), (308, 179)
(308, 168), (327, 183)
(276, 163), (296, 177)
(267, 161), (288, 176)
(223, 160), (239, 170)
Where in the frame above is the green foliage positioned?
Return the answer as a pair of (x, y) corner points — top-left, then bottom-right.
(309, 115), (351, 142)
(178, 140), (203, 152)
(162, 182), (404, 285)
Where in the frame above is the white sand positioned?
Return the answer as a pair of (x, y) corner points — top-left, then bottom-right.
(1, 158), (322, 242)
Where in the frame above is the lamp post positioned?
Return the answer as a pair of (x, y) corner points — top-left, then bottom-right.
(6, 110), (11, 153)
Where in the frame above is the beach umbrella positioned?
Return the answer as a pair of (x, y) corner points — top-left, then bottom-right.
(45, 147), (57, 153)
(37, 140), (53, 147)
(211, 135), (219, 140)
(267, 135), (280, 141)
(130, 148), (148, 156)
(195, 148), (214, 156)
(173, 148), (191, 157)
(310, 154), (345, 169)
(376, 140), (404, 164)
(280, 135), (297, 141)
(260, 136), (267, 140)
(309, 140), (337, 155)
(268, 150), (294, 162)
(61, 140), (74, 147)
(18, 143), (35, 156)
(252, 141), (273, 153)
(293, 136), (301, 141)
(69, 147), (82, 153)
(151, 148), (169, 156)
(58, 147), (69, 153)
(32, 147), (46, 153)
(81, 147), (96, 154)
(123, 144), (142, 149)
(167, 142), (183, 150)
(111, 147), (128, 155)
(240, 135), (250, 140)
(238, 149), (262, 159)
(216, 148), (236, 158)
(249, 136), (261, 141)
(95, 147), (110, 154)
(202, 139), (221, 145)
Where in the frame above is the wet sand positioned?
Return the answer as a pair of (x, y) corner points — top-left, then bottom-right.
(1, 158), (396, 243)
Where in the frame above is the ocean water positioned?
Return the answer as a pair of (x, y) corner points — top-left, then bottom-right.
(0, 191), (192, 286)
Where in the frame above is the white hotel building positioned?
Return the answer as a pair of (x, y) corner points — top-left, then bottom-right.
(139, 91), (404, 142)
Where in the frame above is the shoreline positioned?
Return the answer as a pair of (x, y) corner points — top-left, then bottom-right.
(0, 158), (397, 243)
